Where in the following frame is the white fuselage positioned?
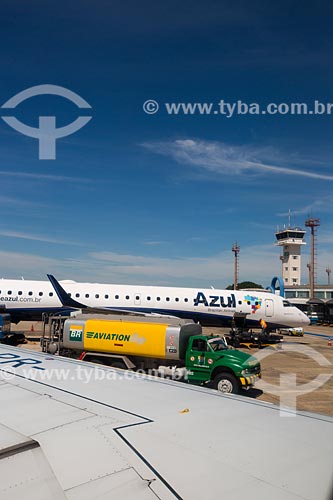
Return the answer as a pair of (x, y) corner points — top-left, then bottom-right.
(0, 278), (310, 328)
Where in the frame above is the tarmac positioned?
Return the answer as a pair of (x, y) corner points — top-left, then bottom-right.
(9, 321), (333, 417)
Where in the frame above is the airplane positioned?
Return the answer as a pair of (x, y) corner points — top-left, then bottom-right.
(0, 343), (332, 499)
(0, 274), (310, 329)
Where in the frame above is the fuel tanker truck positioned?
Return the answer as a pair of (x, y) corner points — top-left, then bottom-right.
(41, 314), (261, 394)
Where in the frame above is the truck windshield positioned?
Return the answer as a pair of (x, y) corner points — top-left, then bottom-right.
(208, 339), (228, 351)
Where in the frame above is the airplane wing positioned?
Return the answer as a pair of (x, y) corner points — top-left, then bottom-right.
(47, 274), (155, 318)
(0, 345), (332, 500)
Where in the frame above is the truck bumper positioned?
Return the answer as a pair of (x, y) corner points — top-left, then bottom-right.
(239, 373), (260, 388)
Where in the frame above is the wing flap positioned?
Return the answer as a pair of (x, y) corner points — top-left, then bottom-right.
(0, 423), (66, 500)
(64, 468), (160, 500)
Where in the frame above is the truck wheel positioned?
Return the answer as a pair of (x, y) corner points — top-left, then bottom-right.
(213, 373), (239, 394)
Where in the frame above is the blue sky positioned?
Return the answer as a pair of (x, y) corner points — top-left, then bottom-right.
(0, 1), (332, 287)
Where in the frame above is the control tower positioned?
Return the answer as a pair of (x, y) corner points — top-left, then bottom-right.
(275, 221), (306, 286)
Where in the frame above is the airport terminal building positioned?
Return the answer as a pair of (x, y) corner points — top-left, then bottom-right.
(285, 285), (333, 303)
(285, 285), (333, 323)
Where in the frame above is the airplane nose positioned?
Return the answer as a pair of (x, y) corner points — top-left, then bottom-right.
(302, 313), (310, 326)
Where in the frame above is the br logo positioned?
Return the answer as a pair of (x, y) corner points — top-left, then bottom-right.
(1, 84), (92, 159)
(69, 328), (83, 342)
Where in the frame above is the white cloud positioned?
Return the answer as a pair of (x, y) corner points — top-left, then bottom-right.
(0, 246), (279, 287)
(0, 170), (92, 183)
(0, 230), (82, 245)
(142, 139), (333, 181)
(88, 246), (279, 286)
(143, 240), (169, 246)
(277, 195), (333, 217)
(0, 251), (59, 280)
(0, 195), (43, 207)
(1, 245), (330, 287)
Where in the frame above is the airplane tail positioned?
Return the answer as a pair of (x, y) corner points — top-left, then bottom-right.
(47, 274), (88, 309)
(47, 274), (149, 317)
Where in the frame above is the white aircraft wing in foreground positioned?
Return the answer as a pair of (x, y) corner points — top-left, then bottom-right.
(0, 345), (332, 500)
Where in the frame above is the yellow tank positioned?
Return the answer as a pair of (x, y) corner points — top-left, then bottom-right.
(62, 315), (201, 360)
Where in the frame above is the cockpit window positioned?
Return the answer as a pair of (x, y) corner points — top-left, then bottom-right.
(283, 300), (292, 307)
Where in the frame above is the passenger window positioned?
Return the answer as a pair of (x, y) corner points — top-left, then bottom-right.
(18, 291), (22, 295)
(157, 297), (161, 301)
(49, 292), (53, 297)
(95, 294), (99, 299)
(85, 294), (89, 298)
(76, 293), (80, 298)
(192, 339), (207, 351)
(147, 296), (151, 301)
(28, 291), (33, 296)
(166, 297), (170, 301)
(7, 291), (12, 295)
(184, 298), (188, 302)
(39, 292), (43, 296)
(105, 294), (109, 299)
(126, 295), (130, 300)
(175, 298), (179, 302)
(115, 295), (119, 299)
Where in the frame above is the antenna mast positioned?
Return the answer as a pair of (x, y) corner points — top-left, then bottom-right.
(232, 242), (240, 290)
(305, 217), (320, 299)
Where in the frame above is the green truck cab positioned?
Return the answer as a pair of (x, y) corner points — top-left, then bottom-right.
(185, 335), (261, 393)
